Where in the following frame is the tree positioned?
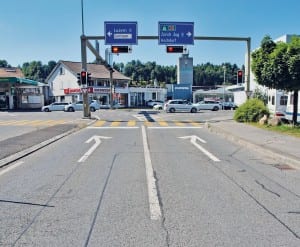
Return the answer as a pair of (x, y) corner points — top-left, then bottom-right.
(0, 59), (10, 68)
(251, 35), (300, 124)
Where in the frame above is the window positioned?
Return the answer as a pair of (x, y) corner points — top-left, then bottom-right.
(59, 67), (65, 75)
(271, 96), (275, 105)
(280, 96), (288, 105)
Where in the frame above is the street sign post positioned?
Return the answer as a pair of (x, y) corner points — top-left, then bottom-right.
(105, 21), (138, 45)
(158, 22), (194, 45)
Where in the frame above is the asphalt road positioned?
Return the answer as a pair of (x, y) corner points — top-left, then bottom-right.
(0, 109), (299, 246)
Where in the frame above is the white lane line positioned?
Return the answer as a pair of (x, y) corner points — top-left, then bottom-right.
(87, 127), (139, 129)
(141, 125), (162, 220)
(0, 161), (24, 176)
(148, 126), (203, 129)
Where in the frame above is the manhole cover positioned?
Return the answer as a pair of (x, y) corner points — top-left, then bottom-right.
(274, 164), (295, 170)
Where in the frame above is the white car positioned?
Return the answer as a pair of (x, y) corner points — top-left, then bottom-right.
(153, 104), (163, 110)
(64, 100), (101, 112)
(164, 99), (199, 113)
(195, 101), (220, 111)
(147, 100), (164, 107)
(41, 102), (69, 112)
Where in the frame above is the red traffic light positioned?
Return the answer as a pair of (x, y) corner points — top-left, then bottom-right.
(237, 70), (243, 83)
(111, 46), (129, 53)
(81, 71), (87, 78)
(166, 46), (184, 53)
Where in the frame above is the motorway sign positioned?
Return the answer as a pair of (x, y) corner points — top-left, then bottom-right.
(158, 22), (194, 45)
(105, 21), (138, 45)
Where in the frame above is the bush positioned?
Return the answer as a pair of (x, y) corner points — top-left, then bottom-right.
(234, 98), (269, 122)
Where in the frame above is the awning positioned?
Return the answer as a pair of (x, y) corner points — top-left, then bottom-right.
(0, 77), (38, 86)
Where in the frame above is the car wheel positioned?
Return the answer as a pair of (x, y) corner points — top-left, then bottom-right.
(90, 107), (95, 112)
(68, 107), (74, 112)
(191, 108), (197, 113)
(213, 106), (219, 111)
(169, 108), (175, 113)
(44, 108), (50, 112)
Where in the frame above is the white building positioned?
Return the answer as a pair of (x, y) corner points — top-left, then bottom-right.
(46, 60), (167, 107)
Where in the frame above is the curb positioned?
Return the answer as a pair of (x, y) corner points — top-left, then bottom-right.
(205, 123), (300, 169)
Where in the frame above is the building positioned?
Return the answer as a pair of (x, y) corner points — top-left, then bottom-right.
(46, 61), (167, 107)
(0, 67), (44, 110)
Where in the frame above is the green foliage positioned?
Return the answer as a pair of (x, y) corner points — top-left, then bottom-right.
(0, 59), (11, 68)
(114, 60), (242, 87)
(251, 35), (300, 124)
(234, 98), (269, 122)
(21, 60), (57, 82)
(252, 87), (267, 105)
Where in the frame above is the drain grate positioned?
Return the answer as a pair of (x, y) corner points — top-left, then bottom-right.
(274, 164), (295, 170)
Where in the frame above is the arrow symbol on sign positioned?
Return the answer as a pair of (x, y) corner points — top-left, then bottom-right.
(107, 31), (113, 37)
(186, 31), (192, 37)
(179, 135), (220, 162)
(78, 135), (111, 163)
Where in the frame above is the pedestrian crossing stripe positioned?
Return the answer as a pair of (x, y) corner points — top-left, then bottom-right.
(0, 119), (204, 128)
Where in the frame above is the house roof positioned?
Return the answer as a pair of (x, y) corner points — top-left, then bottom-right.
(0, 67), (24, 78)
(60, 61), (131, 81)
(0, 68), (40, 86)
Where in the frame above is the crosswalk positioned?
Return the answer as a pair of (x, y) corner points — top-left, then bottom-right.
(0, 119), (204, 128)
(0, 119), (70, 127)
(89, 119), (203, 128)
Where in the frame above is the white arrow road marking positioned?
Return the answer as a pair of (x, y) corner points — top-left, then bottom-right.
(78, 135), (111, 163)
(179, 135), (220, 162)
(142, 126), (162, 220)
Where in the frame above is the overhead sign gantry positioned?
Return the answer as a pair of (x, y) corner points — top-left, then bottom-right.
(80, 21), (251, 118)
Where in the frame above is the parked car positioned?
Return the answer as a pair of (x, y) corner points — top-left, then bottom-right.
(64, 100), (101, 112)
(195, 100), (220, 111)
(147, 100), (164, 107)
(153, 104), (163, 110)
(164, 99), (199, 113)
(220, 102), (238, 110)
(41, 102), (69, 112)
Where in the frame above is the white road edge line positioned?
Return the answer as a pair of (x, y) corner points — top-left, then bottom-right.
(141, 125), (162, 220)
(0, 161), (24, 176)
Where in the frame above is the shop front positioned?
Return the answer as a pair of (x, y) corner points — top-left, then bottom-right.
(0, 77), (44, 110)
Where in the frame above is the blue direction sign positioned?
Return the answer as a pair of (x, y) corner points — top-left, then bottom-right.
(105, 21), (138, 45)
(158, 22), (194, 45)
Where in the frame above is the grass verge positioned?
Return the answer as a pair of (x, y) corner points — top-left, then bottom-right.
(249, 122), (300, 138)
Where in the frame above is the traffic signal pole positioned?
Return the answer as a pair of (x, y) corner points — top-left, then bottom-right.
(80, 35), (90, 118)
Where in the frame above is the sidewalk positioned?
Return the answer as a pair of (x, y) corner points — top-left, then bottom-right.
(207, 119), (300, 169)
(0, 119), (95, 168)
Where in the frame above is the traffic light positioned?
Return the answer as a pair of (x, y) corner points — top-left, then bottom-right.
(87, 72), (92, 84)
(81, 71), (87, 85)
(111, 46), (129, 53)
(77, 73), (81, 85)
(237, 70), (243, 84)
(166, 46), (184, 53)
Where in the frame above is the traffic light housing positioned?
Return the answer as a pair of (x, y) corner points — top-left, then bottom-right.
(80, 71), (87, 85)
(166, 46), (184, 53)
(77, 73), (81, 85)
(87, 72), (92, 84)
(237, 70), (243, 84)
(111, 46), (129, 53)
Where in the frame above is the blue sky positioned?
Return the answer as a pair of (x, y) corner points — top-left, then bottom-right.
(1, 0), (299, 67)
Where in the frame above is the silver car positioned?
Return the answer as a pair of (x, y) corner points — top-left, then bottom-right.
(41, 102), (69, 112)
(164, 99), (199, 113)
(195, 100), (220, 111)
